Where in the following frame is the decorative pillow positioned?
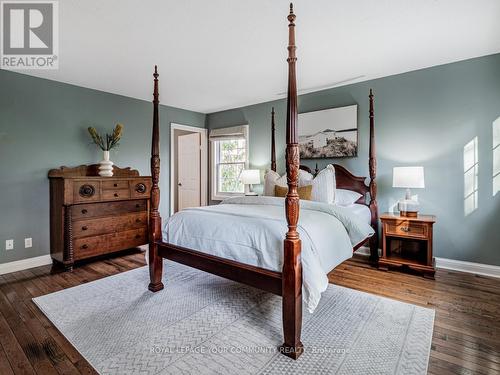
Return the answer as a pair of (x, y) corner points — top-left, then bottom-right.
(335, 189), (363, 206)
(275, 185), (313, 200)
(300, 164), (336, 204)
(263, 170), (286, 196)
(298, 169), (314, 186)
(264, 166), (336, 203)
(264, 169), (311, 196)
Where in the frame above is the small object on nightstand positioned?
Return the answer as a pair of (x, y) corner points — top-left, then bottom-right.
(392, 166), (425, 217)
(379, 212), (436, 278)
(239, 169), (260, 196)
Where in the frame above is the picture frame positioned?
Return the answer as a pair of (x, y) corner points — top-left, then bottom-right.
(298, 104), (358, 158)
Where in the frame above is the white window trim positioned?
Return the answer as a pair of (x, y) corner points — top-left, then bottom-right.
(210, 125), (249, 201)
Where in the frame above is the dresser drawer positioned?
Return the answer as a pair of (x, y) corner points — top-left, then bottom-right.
(73, 212), (147, 239)
(73, 228), (148, 260)
(130, 178), (152, 199)
(71, 200), (147, 220)
(385, 221), (427, 239)
(102, 189), (131, 201)
(102, 180), (129, 190)
(73, 181), (101, 203)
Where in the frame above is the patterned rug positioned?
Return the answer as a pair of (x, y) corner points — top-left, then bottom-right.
(33, 262), (434, 374)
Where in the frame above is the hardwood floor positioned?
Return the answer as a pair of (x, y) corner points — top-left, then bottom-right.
(0, 251), (498, 374)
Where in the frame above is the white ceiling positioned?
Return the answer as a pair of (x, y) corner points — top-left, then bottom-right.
(19, 0), (500, 113)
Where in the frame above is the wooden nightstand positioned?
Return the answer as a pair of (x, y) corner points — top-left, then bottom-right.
(379, 213), (436, 278)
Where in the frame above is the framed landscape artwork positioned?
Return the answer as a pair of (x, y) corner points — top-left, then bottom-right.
(298, 105), (358, 158)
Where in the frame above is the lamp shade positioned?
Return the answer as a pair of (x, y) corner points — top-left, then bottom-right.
(393, 166), (425, 188)
(239, 169), (260, 185)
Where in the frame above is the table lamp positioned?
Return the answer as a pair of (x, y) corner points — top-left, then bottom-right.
(392, 166), (425, 217)
(239, 169), (260, 196)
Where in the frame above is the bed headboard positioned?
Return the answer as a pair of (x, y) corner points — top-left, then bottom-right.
(299, 164), (368, 205)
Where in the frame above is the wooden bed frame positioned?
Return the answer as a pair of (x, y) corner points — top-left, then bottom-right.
(270, 93), (379, 259)
(148, 5), (377, 360)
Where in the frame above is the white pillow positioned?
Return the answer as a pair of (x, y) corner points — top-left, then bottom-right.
(264, 170), (286, 196)
(298, 169), (314, 186)
(264, 166), (336, 204)
(307, 164), (336, 203)
(264, 169), (313, 196)
(335, 189), (363, 206)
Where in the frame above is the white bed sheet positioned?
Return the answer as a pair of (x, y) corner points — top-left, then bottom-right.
(160, 196), (374, 312)
(342, 203), (372, 225)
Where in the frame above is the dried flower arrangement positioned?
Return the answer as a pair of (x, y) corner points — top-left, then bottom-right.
(88, 124), (123, 151)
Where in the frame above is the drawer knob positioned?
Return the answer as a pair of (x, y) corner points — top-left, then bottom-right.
(401, 227), (410, 232)
(136, 203), (141, 208)
(136, 218), (141, 223)
(81, 209), (88, 214)
(114, 183), (118, 187)
(114, 193), (119, 197)
(82, 226), (88, 231)
(135, 183), (147, 194)
(82, 244), (88, 249)
(79, 184), (95, 198)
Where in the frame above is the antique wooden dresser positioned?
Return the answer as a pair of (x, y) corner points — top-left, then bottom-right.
(48, 165), (151, 271)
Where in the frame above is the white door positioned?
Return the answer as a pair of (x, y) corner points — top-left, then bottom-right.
(178, 132), (201, 210)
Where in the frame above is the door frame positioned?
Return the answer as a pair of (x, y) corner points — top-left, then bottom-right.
(170, 123), (208, 215)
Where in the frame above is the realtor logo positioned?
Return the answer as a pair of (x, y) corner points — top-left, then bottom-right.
(1, 0), (58, 69)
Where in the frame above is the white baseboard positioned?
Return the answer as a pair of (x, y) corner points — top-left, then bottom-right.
(355, 246), (500, 279)
(0, 255), (52, 275)
(435, 257), (500, 278)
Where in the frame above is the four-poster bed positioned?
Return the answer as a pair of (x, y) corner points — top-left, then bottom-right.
(149, 4), (306, 359)
(147, 4), (377, 360)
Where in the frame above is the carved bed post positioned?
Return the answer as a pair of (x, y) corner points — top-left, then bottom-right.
(368, 89), (379, 263)
(271, 107), (277, 172)
(280, 3), (303, 360)
(148, 65), (164, 292)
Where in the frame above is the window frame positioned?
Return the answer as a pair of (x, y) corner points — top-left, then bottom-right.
(210, 126), (249, 201)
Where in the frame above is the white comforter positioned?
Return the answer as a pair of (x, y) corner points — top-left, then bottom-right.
(162, 196), (374, 312)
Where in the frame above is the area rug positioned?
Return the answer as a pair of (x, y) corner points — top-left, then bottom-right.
(33, 262), (434, 374)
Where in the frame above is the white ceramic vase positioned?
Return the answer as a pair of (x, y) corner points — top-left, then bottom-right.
(98, 150), (114, 177)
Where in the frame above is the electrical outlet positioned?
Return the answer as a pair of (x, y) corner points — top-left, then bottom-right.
(5, 239), (14, 251)
(25, 238), (32, 248)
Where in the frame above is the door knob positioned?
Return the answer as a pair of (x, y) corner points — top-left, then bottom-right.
(178, 183), (182, 186)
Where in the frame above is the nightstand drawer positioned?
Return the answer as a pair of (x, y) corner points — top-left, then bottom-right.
(385, 221), (427, 239)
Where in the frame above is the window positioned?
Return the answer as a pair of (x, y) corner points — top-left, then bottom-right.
(210, 125), (249, 200)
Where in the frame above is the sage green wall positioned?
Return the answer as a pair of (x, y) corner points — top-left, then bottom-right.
(0, 70), (205, 264)
(207, 54), (500, 266)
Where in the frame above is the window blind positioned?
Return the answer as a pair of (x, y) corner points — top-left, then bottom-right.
(209, 125), (248, 141)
